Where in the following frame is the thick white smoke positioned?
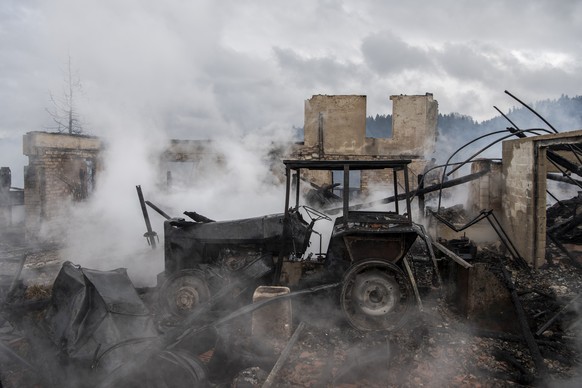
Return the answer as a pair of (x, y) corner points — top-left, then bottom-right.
(59, 114), (294, 286)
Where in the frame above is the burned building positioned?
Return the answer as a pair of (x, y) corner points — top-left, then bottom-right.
(18, 94), (438, 242)
(159, 139), (225, 189)
(502, 129), (582, 268)
(22, 132), (101, 240)
(0, 167), (24, 227)
(19, 95), (582, 271)
(3, 93), (582, 387)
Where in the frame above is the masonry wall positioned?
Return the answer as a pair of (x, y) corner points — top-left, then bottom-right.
(365, 94), (438, 158)
(159, 139), (227, 188)
(303, 95), (367, 156)
(501, 139), (536, 265)
(294, 94), (438, 193)
(468, 159), (503, 214)
(23, 132), (101, 240)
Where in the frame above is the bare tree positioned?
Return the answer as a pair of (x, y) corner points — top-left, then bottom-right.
(46, 56), (85, 134)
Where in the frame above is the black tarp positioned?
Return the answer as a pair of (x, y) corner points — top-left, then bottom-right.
(43, 262), (158, 380)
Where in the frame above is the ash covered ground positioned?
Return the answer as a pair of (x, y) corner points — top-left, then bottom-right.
(269, 251), (582, 388)
(1, 229), (581, 387)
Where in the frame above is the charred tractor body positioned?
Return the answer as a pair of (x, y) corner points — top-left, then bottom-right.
(162, 159), (432, 331)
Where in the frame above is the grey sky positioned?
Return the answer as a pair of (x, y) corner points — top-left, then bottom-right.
(1, 0), (581, 182)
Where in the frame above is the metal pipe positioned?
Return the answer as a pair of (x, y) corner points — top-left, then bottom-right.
(262, 322), (306, 388)
(393, 169), (399, 213)
(343, 164), (349, 228)
(497, 258), (547, 377)
(446, 129), (552, 177)
(410, 159), (501, 211)
(494, 105), (521, 133)
(136, 185), (157, 249)
(437, 129), (509, 210)
(295, 171), (301, 208)
(437, 128), (552, 210)
(284, 166), (291, 215)
(327, 168), (488, 215)
(145, 200), (171, 220)
(404, 167), (411, 219)
(547, 173), (582, 187)
(504, 90), (558, 134)
(505, 90), (582, 164)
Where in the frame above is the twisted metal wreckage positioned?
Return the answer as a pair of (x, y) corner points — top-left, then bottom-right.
(1, 91), (582, 386)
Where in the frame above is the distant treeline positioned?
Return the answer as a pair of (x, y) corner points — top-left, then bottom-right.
(297, 95), (582, 141)
(366, 114), (392, 137)
(437, 95), (582, 142)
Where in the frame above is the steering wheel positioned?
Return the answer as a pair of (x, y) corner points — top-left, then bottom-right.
(301, 205), (332, 222)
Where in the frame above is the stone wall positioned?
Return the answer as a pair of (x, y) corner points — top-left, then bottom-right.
(501, 139), (536, 264)
(303, 95), (367, 156)
(365, 94), (438, 158)
(468, 159), (503, 215)
(293, 94), (438, 193)
(159, 139), (240, 189)
(23, 131), (101, 240)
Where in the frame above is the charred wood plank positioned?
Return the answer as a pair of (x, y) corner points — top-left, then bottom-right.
(403, 256), (423, 310)
(145, 200), (171, 220)
(432, 240), (473, 269)
(183, 211), (215, 223)
(485, 212), (530, 271)
(473, 329), (559, 347)
(491, 348), (535, 385)
(165, 283), (339, 349)
(547, 173), (582, 187)
(546, 233), (582, 269)
(547, 211), (582, 236)
(328, 169), (488, 214)
(413, 223), (442, 286)
(430, 209), (529, 270)
(398, 169), (488, 204)
(497, 260), (547, 377)
(535, 294), (581, 336)
(262, 321), (306, 388)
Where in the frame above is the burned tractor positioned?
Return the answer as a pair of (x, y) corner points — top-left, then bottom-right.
(159, 210), (312, 319)
(0, 159), (438, 387)
(160, 159), (433, 331)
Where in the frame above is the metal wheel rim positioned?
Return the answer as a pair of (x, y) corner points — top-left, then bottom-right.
(159, 269), (210, 318)
(340, 259), (413, 331)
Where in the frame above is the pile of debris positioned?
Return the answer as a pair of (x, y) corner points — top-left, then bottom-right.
(547, 193), (582, 244)
(1, 241), (581, 387)
(1, 180), (581, 386)
(427, 204), (475, 226)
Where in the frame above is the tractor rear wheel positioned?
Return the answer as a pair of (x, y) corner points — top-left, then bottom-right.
(340, 259), (414, 331)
